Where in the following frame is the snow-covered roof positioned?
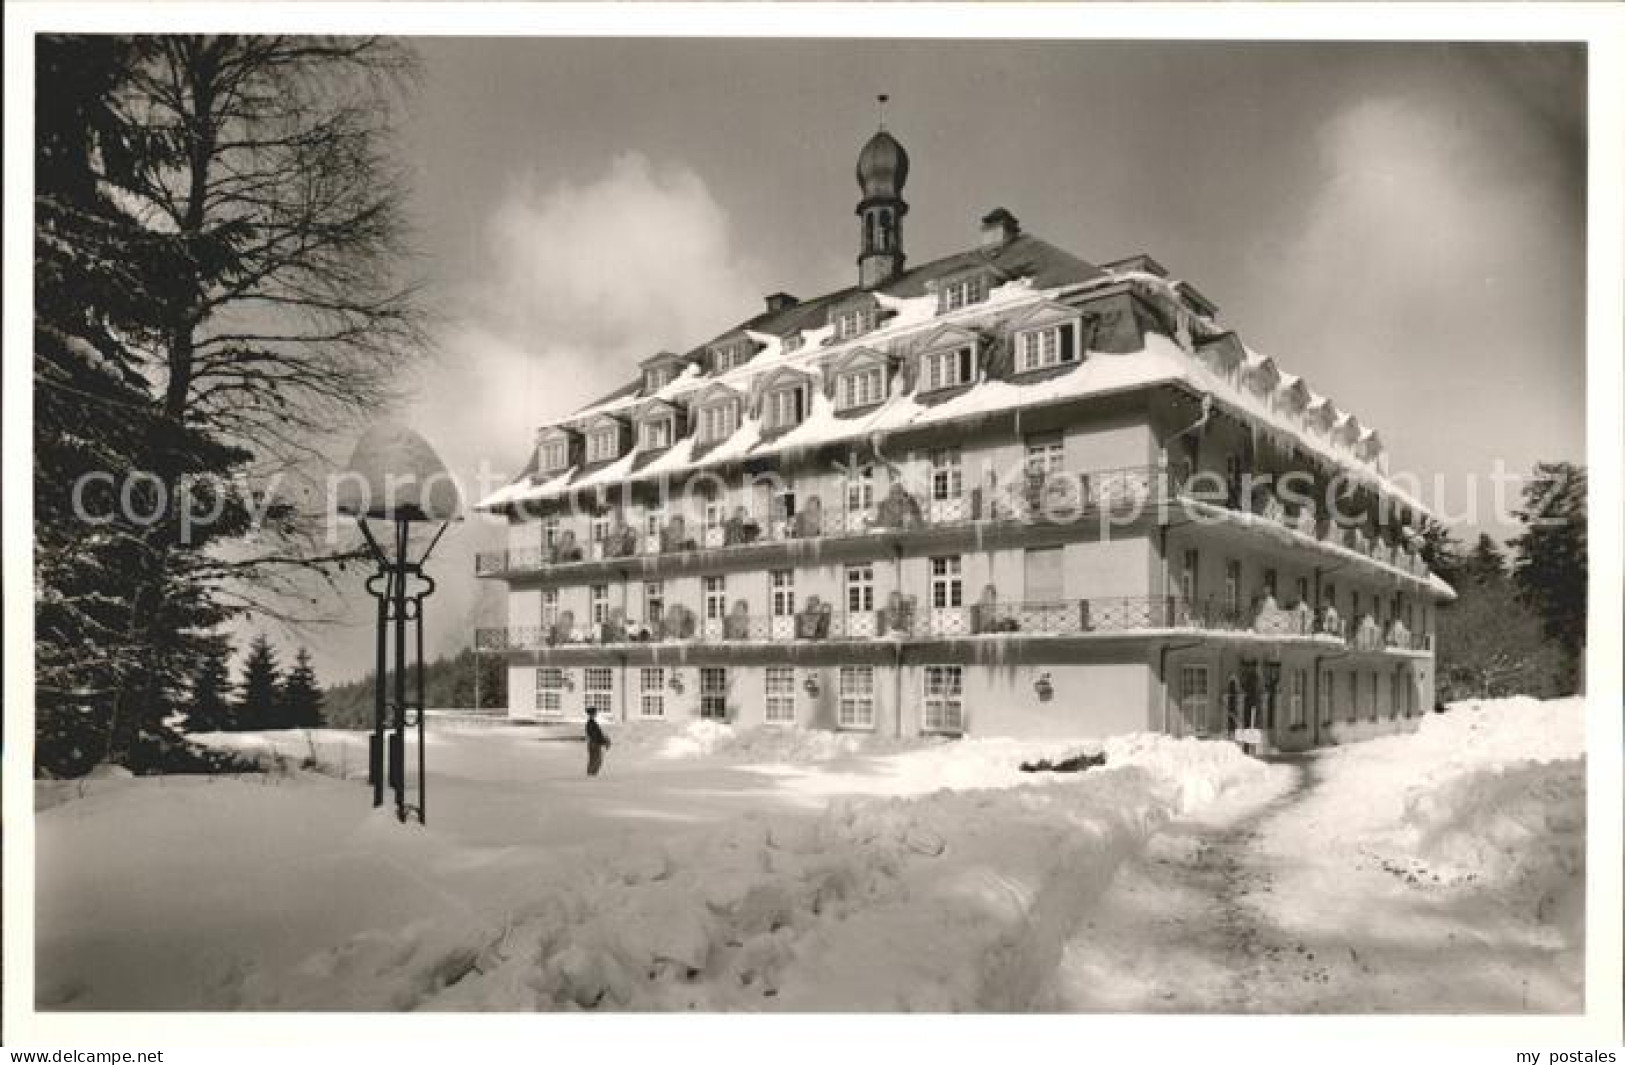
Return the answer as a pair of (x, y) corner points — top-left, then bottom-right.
(481, 237), (1434, 521)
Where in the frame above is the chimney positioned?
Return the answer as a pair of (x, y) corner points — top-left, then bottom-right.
(764, 292), (799, 315)
(980, 207), (1021, 248)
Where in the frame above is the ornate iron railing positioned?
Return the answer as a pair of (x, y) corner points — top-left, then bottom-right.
(475, 462), (1178, 576)
(474, 594), (1438, 651)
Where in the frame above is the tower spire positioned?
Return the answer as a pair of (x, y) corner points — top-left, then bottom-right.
(854, 108), (909, 290)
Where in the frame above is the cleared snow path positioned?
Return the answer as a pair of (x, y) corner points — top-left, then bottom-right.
(1049, 703), (1585, 1013)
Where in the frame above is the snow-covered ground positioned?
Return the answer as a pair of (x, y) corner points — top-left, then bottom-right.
(33, 698), (1585, 1013)
(1049, 696), (1586, 1012)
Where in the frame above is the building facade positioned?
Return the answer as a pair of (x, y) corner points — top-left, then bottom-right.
(473, 127), (1453, 752)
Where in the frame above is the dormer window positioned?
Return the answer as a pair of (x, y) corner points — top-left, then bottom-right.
(712, 342), (753, 374)
(922, 345), (975, 392)
(698, 402), (738, 444)
(538, 439), (569, 472)
(833, 305), (878, 341)
(765, 386), (806, 430)
(1015, 321), (1080, 372)
(644, 366), (676, 394)
(938, 274), (989, 314)
(836, 366), (886, 411)
(640, 417), (674, 451)
(783, 334), (805, 355)
(586, 427), (620, 463)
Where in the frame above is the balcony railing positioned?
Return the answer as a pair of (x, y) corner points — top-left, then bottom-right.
(476, 463), (1176, 577)
(475, 594), (1435, 652)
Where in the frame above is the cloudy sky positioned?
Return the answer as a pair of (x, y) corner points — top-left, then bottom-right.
(288, 39), (1586, 685)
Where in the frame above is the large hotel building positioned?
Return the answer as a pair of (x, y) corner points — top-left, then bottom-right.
(473, 126), (1453, 751)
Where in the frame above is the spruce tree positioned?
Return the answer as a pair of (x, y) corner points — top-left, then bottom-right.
(1462, 533), (1509, 586)
(279, 648), (325, 729)
(1510, 462), (1587, 692)
(236, 635), (283, 730)
(185, 637), (236, 733)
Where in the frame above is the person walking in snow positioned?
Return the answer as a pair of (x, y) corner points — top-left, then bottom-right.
(585, 707), (611, 777)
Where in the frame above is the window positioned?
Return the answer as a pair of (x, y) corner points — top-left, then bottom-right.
(703, 576), (727, 622)
(699, 402), (738, 444)
(1369, 672), (1379, 721)
(1351, 590), (1362, 618)
(587, 428), (619, 463)
(1289, 669), (1306, 728)
(590, 514), (610, 544)
(644, 507), (665, 538)
(1180, 549), (1199, 603)
(765, 667), (797, 725)
(922, 346), (975, 391)
(923, 666), (965, 732)
(641, 667), (666, 718)
(713, 345), (750, 374)
(846, 563), (875, 613)
(1295, 577), (1310, 608)
(766, 387), (805, 430)
(1016, 322), (1079, 372)
(931, 555), (963, 609)
(1179, 665), (1210, 731)
(1025, 433), (1065, 477)
(543, 517), (560, 549)
(535, 668), (565, 717)
(539, 440), (568, 471)
(700, 667), (728, 720)
(643, 581), (665, 625)
(1319, 670), (1334, 725)
(846, 464), (875, 514)
(644, 366), (674, 393)
(837, 367), (885, 411)
(783, 334), (805, 355)
(771, 488), (796, 525)
(939, 275), (988, 313)
(1390, 672), (1403, 720)
(930, 448), (963, 501)
(1224, 560), (1242, 615)
(1323, 581), (1336, 611)
(702, 496), (724, 541)
(838, 666), (875, 728)
(769, 569), (796, 617)
(1263, 568), (1278, 601)
(833, 306), (876, 341)
(640, 418), (673, 451)
(1346, 672), (1358, 723)
(541, 589), (559, 628)
(584, 667), (614, 718)
(591, 584), (609, 625)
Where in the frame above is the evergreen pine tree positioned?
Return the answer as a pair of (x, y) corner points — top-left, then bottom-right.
(236, 635), (283, 730)
(1462, 533), (1509, 586)
(279, 648), (325, 729)
(1417, 519), (1466, 590)
(185, 637), (236, 733)
(1510, 462), (1587, 692)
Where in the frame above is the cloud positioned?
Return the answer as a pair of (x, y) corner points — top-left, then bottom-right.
(1280, 95), (1581, 355)
(337, 151), (762, 673)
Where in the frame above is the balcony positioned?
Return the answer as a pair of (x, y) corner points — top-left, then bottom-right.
(475, 593), (1434, 653)
(1192, 486), (1433, 584)
(475, 463), (1175, 578)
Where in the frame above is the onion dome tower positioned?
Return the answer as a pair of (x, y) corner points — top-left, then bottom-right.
(855, 97), (910, 290)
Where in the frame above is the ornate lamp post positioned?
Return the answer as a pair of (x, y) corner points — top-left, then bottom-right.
(335, 424), (461, 824)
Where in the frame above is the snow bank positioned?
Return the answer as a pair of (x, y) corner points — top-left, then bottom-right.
(1404, 761), (1586, 939)
(1297, 696), (1586, 949)
(611, 718), (942, 763)
(1393, 698), (1586, 939)
(233, 733), (1267, 1011)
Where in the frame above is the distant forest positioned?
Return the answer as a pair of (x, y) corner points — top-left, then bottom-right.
(323, 647), (508, 728)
